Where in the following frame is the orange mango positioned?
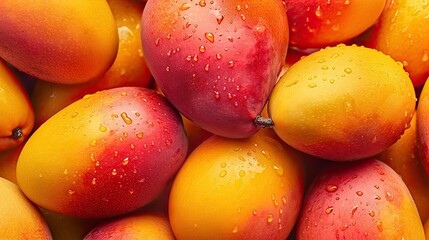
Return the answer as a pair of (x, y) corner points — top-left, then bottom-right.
(269, 44), (416, 161)
(296, 160), (425, 239)
(83, 211), (175, 239)
(169, 128), (305, 239)
(0, 59), (34, 151)
(366, 0), (429, 87)
(0, 177), (52, 239)
(0, 0), (118, 84)
(286, 0), (386, 48)
(377, 114), (429, 221)
(17, 87), (188, 218)
(31, 0), (152, 128)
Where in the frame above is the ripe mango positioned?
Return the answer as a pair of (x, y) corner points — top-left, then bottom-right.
(0, 59), (34, 151)
(31, 0), (152, 128)
(17, 87), (188, 218)
(83, 211), (175, 239)
(0, 0), (118, 84)
(141, 0), (289, 138)
(0, 177), (52, 239)
(269, 44), (416, 161)
(296, 159), (425, 239)
(169, 128), (305, 239)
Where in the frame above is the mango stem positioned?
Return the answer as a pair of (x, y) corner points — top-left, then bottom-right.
(12, 128), (23, 139)
(254, 115), (274, 128)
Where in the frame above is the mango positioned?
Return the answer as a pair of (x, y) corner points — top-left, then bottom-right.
(141, 0), (289, 138)
(0, 177), (52, 239)
(169, 128), (305, 239)
(0, 0), (118, 84)
(16, 87), (188, 218)
(31, 0), (152, 128)
(417, 77), (429, 177)
(366, 0), (429, 87)
(286, 0), (386, 49)
(268, 44), (416, 161)
(296, 159), (424, 239)
(83, 211), (175, 239)
(377, 114), (429, 221)
(0, 59), (34, 151)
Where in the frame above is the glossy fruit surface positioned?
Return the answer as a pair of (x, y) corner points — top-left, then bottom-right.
(17, 87), (188, 218)
(141, 0), (289, 138)
(296, 159), (425, 240)
(0, 0), (118, 83)
(169, 129), (304, 239)
(0, 60), (34, 151)
(269, 44), (416, 161)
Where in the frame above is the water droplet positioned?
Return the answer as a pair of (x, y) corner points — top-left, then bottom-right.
(205, 32), (215, 43)
(307, 83), (317, 88)
(385, 192), (394, 202)
(122, 157), (129, 165)
(267, 214), (274, 223)
(325, 206), (333, 214)
(344, 68), (352, 74)
(228, 60), (234, 68)
(369, 211), (375, 217)
(68, 189), (75, 195)
(273, 165), (284, 176)
(253, 209), (258, 215)
(326, 185), (338, 192)
(121, 112), (133, 124)
(214, 91), (220, 100)
(91, 178), (96, 185)
(90, 139), (97, 147)
(351, 205), (358, 218)
(356, 191), (363, 196)
(422, 53), (429, 62)
(376, 221), (383, 232)
(215, 53), (222, 60)
(374, 185), (379, 189)
(232, 226), (238, 234)
(219, 170), (227, 177)
(344, 0), (350, 5)
(71, 112), (78, 118)
(204, 64), (210, 72)
(341, 224), (349, 231)
(112, 169), (118, 176)
(63, 169), (68, 175)
(216, 15), (225, 24)
(239, 170), (245, 177)
(180, 3), (191, 11)
(374, 195), (381, 200)
(199, 0), (206, 7)
(199, 45), (206, 53)
(155, 38), (160, 46)
(236, 5), (242, 11)
(99, 125), (107, 132)
(165, 139), (172, 146)
(315, 6), (322, 17)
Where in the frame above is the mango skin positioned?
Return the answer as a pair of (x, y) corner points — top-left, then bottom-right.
(17, 87), (188, 218)
(377, 114), (429, 221)
(83, 212), (175, 240)
(269, 44), (416, 161)
(0, 59), (34, 151)
(417, 77), (429, 177)
(141, 0), (289, 138)
(286, 0), (386, 48)
(169, 128), (305, 240)
(296, 159), (425, 240)
(366, 0), (429, 87)
(31, 0), (152, 128)
(0, 0), (118, 84)
(0, 177), (52, 239)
